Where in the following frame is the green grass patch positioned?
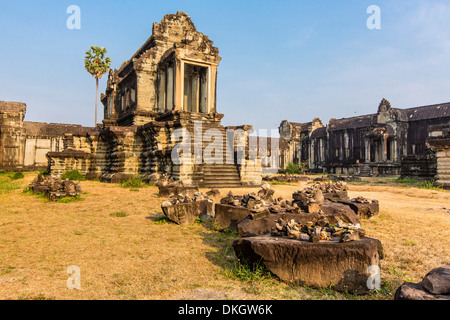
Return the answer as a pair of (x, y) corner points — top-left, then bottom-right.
(268, 181), (293, 186)
(120, 176), (148, 189)
(153, 216), (169, 225)
(56, 195), (84, 203)
(394, 177), (420, 184)
(223, 259), (274, 284)
(110, 211), (128, 218)
(9, 172), (24, 180)
(61, 170), (86, 181)
(0, 171), (23, 193)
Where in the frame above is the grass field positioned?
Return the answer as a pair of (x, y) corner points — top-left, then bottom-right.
(0, 172), (448, 300)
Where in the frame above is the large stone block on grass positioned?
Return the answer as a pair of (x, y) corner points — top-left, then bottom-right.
(162, 200), (213, 225)
(233, 236), (383, 294)
(323, 190), (349, 202)
(395, 265), (450, 300)
(320, 202), (361, 225)
(214, 204), (253, 232)
(339, 199), (380, 219)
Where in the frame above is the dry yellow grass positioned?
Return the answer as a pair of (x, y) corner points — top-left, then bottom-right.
(0, 173), (448, 300)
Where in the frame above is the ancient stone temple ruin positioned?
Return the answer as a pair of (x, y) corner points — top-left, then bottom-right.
(46, 12), (262, 187)
(0, 101), (93, 171)
(279, 99), (450, 179)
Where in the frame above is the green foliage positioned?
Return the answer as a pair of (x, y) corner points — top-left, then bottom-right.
(120, 176), (148, 189)
(84, 46), (111, 79)
(420, 180), (444, 190)
(61, 170), (86, 181)
(110, 211), (128, 218)
(39, 168), (50, 176)
(56, 195), (84, 203)
(194, 218), (206, 224)
(0, 172), (21, 193)
(285, 162), (308, 174)
(285, 162), (300, 174)
(395, 177), (445, 190)
(224, 260), (273, 283)
(154, 216), (169, 225)
(395, 177), (420, 184)
(10, 172), (24, 180)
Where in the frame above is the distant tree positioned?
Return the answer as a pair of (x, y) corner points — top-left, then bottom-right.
(84, 46), (111, 126)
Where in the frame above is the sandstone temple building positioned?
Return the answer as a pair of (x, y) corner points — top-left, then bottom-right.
(279, 98), (450, 181)
(1, 12), (262, 188)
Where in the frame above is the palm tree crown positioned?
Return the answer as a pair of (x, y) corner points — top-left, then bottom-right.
(84, 46), (111, 126)
(85, 46), (111, 79)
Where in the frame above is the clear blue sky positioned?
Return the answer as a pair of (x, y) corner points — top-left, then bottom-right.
(1, 0), (449, 134)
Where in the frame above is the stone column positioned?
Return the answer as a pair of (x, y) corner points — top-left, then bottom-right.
(166, 66), (174, 111)
(209, 66), (217, 113)
(191, 72), (199, 113)
(157, 70), (166, 113)
(199, 72), (207, 113)
(427, 124), (450, 189)
(365, 139), (370, 163)
(382, 135), (388, 162)
(173, 59), (183, 111)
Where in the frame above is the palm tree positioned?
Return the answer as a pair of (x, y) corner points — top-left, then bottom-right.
(84, 46), (111, 126)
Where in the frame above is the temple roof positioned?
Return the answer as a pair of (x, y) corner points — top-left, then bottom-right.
(328, 114), (375, 131)
(402, 102), (450, 122)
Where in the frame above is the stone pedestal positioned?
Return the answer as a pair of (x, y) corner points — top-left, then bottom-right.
(214, 204), (253, 232)
(162, 199), (213, 225)
(233, 236), (383, 294)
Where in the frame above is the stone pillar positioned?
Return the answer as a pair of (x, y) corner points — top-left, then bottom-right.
(191, 72), (199, 113)
(382, 135), (388, 162)
(157, 70), (166, 113)
(427, 124), (450, 189)
(365, 139), (370, 163)
(173, 59), (183, 111)
(199, 71), (207, 113)
(209, 66), (217, 114)
(166, 66), (174, 111)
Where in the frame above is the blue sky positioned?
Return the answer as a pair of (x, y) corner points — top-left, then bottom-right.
(1, 0), (449, 134)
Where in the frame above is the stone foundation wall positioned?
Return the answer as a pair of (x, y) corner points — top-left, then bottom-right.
(0, 101), (94, 172)
(427, 123), (450, 188)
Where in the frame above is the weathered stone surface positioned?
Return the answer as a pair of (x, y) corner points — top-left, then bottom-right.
(237, 202), (360, 238)
(162, 199), (213, 225)
(214, 204), (253, 232)
(339, 198), (380, 219)
(158, 185), (199, 197)
(238, 213), (320, 238)
(320, 202), (361, 225)
(323, 190), (349, 202)
(422, 266), (450, 295)
(233, 236), (383, 294)
(395, 265), (450, 300)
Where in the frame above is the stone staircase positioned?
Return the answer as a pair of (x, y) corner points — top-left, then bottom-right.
(186, 121), (244, 188)
(359, 164), (372, 177)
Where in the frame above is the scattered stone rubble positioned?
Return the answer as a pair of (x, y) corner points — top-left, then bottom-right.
(271, 216), (366, 243)
(29, 174), (82, 201)
(161, 191), (214, 225)
(157, 175), (199, 197)
(158, 180), (384, 294)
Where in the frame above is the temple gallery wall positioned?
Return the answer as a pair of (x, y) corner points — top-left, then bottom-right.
(0, 11), (449, 188)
